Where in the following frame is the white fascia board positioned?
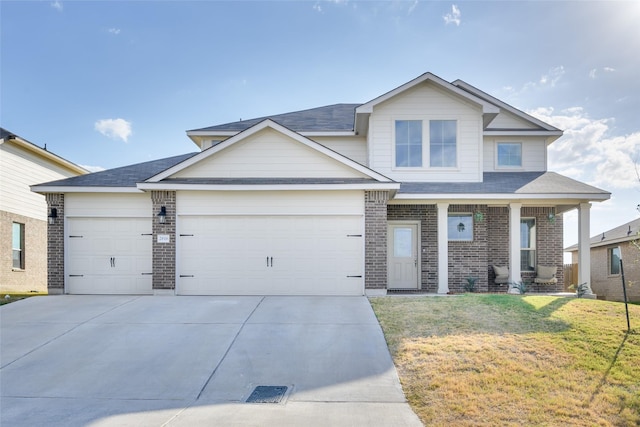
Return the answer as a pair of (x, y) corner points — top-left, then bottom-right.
(356, 72), (500, 115)
(150, 119), (392, 183)
(392, 193), (611, 202)
(30, 186), (143, 194)
(5, 137), (89, 175)
(136, 182), (400, 192)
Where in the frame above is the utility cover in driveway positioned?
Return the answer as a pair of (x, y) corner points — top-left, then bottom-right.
(246, 386), (288, 403)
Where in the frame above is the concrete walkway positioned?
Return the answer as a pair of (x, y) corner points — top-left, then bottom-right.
(1, 295), (422, 426)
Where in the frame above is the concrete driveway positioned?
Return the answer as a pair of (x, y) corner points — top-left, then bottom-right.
(1, 295), (422, 426)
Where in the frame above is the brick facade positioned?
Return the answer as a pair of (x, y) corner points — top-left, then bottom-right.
(365, 191), (389, 290)
(45, 194), (65, 294)
(387, 204), (564, 293)
(0, 210), (48, 293)
(585, 243), (640, 302)
(151, 191), (176, 291)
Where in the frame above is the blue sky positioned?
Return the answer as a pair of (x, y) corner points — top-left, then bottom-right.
(2, 0), (639, 249)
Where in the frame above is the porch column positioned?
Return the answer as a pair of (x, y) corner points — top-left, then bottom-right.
(577, 202), (594, 295)
(437, 202), (449, 294)
(508, 202), (522, 292)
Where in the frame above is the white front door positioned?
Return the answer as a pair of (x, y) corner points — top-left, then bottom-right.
(387, 222), (419, 289)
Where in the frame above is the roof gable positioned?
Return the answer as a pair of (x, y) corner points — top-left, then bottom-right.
(149, 120), (393, 183)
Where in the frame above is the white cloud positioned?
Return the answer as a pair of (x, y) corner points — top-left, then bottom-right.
(80, 165), (106, 173)
(443, 4), (461, 26)
(107, 28), (121, 35)
(604, 67), (616, 72)
(313, 2), (322, 13)
(589, 68), (597, 79)
(407, 0), (419, 15)
(539, 66), (565, 87)
(94, 118), (132, 142)
(51, 1), (63, 11)
(530, 107), (640, 190)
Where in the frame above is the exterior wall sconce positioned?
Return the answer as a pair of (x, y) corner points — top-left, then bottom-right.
(473, 211), (484, 222)
(547, 210), (556, 223)
(457, 222), (465, 233)
(48, 208), (58, 225)
(601, 232), (606, 241)
(158, 206), (167, 224)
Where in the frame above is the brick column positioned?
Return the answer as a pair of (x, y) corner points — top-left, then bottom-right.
(151, 191), (176, 293)
(46, 193), (64, 294)
(365, 190), (389, 294)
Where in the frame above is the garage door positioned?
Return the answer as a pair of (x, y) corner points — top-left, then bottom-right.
(177, 215), (363, 295)
(66, 218), (153, 294)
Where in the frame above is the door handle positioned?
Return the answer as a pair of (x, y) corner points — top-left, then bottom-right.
(266, 257), (274, 267)
(270, 257), (273, 267)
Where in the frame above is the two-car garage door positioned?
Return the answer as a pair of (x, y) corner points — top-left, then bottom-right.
(177, 215), (363, 295)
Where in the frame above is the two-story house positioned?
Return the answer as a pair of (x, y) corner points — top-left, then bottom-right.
(1, 128), (87, 293)
(32, 73), (609, 296)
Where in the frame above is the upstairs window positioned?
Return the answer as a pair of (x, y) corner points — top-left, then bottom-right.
(395, 120), (422, 167)
(430, 120), (457, 167)
(609, 247), (621, 275)
(12, 222), (25, 270)
(520, 218), (536, 271)
(497, 143), (522, 167)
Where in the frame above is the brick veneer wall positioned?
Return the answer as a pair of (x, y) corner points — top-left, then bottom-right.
(0, 211), (48, 293)
(151, 191), (176, 291)
(523, 207), (564, 292)
(46, 193), (65, 294)
(365, 191), (389, 290)
(589, 243), (639, 302)
(449, 205), (488, 293)
(487, 207), (509, 292)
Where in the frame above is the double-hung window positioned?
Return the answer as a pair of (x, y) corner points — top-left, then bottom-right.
(430, 120), (457, 167)
(497, 143), (522, 167)
(609, 247), (621, 275)
(520, 218), (536, 271)
(395, 120), (422, 167)
(12, 222), (25, 270)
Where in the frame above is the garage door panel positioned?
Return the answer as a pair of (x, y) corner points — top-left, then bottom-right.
(178, 215), (363, 296)
(67, 218), (152, 294)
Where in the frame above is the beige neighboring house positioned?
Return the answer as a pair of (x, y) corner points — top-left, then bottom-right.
(566, 218), (640, 302)
(1, 128), (88, 293)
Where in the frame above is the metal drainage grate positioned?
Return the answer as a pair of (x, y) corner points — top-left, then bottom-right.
(246, 386), (288, 404)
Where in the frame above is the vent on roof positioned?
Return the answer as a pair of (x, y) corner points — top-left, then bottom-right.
(246, 386), (288, 404)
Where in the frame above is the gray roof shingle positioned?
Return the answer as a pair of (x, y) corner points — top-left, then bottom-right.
(189, 104), (360, 133)
(565, 218), (640, 251)
(34, 153), (198, 188)
(399, 172), (610, 195)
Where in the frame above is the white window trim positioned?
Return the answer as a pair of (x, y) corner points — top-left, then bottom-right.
(520, 217), (536, 272)
(391, 117), (460, 171)
(496, 142), (523, 169)
(448, 212), (473, 242)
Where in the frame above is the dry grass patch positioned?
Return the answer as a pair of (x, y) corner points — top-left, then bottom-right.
(370, 295), (640, 426)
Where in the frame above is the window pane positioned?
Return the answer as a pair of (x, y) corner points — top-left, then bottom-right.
(610, 247), (621, 275)
(394, 228), (413, 257)
(395, 120), (422, 167)
(448, 214), (473, 241)
(521, 250), (536, 271)
(498, 143), (522, 167)
(12, 223), (21, 249)
(430, 120), (456, 167)
(520, 219), (536, 271)
(12, 223), (24, 269)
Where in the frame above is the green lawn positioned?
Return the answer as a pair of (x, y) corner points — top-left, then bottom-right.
(370, 294), (640, 426)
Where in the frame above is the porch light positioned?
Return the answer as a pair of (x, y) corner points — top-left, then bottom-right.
(474, 211), (484, 222)
(457, 222), (465, 233)
(601, 232), (606, 241)
(48, 208), (57, 225)
(158, 206), (167, 224)
(547, 210), (556, 223)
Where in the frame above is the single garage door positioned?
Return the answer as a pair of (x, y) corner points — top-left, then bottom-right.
(66, 218), (153, 294)
(177, 215), (363, 295)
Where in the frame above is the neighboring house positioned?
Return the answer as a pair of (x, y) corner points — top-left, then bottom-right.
(32, 73), (610, 296)
(1, 128), (87, 293)
(566, 218), (640, 302)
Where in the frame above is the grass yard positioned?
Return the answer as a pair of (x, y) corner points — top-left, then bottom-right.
(370, 294), (640, 426)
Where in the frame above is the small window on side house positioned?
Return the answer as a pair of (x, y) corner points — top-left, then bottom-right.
(497, 143), (522, 167)
(520, 218), (536, 271)
(12, 222), (25, 270)
(448, 214), (473, 241)
(609, 247), (621, 275)
(395, 120), (422, 167)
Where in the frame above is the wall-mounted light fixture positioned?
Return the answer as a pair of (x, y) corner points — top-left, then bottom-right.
(547, 210), (556, 223)
(457, 222), (465, 233)
(158, 206), (167, 224)
(48, 208), (58, 225)
(601, 232), (606, 241)
(474, 211), (484, 222)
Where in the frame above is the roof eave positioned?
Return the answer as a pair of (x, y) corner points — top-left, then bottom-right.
(31, 185), (143, 194)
